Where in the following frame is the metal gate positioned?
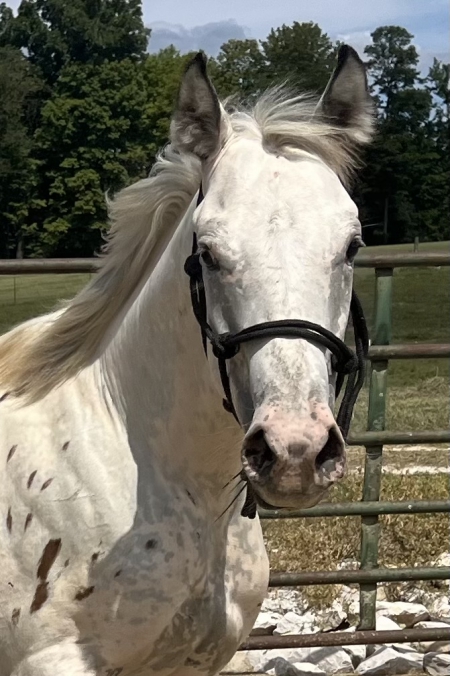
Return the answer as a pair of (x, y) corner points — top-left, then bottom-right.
(1, 251), (450, 649)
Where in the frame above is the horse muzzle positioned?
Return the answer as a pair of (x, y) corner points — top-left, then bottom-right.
(241, 403), (346, 510)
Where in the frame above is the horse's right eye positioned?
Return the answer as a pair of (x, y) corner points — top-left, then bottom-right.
(346, 236), (364, 263)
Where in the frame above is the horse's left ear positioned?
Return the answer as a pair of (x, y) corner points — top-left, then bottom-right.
(317, 45), (374, 144)
(171, 52), (225, 160)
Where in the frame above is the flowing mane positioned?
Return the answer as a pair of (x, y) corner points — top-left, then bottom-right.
(230, 87), (370, 183)
(0, 87), (371, 403)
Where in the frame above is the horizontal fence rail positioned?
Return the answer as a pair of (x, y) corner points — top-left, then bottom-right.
(259, 499), (450, 519)
(269, 567), (450, 587)
(1, 251), (449, 652)
(241, 627), (450, 650)
(0, 258), (100, 274)
(364, 343), (450, 359)
(0, 251), (449, 275)
(354, 251), (449, 268)
(348, 429), (450, 445)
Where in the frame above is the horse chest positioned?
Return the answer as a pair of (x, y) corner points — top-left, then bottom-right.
(76, 511), (268, 675)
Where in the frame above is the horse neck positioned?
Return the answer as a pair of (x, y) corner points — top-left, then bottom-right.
(102, 203), (243, 492)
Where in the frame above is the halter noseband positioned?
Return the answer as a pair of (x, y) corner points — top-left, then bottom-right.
(184, 187), (369, 518)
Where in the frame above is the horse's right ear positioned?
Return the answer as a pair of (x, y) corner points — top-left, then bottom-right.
(171, 53), (224, 160)
(317, 45), (374, 145)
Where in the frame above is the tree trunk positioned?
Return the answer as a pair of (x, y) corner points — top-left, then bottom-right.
(16, 232), (24, 259)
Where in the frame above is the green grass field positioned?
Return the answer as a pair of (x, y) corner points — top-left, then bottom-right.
(0, 272), (91, 335)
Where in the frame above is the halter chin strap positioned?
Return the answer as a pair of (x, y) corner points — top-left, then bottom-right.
(185, 187), (369, 518)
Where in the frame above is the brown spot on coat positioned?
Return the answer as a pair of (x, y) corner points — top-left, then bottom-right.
(310, 412), (318, 420)
(91, 552), (99, 563)
(36, 539), (62, 581)
(7, 445), (17, 462)
(27, 470), (37, 489)
(74, 586), (95, 601)
(40, 478), (54, 491)
(114, 570), (122, 578)
(64, 559), (70, 567)
(24, 513), (33, 532)
(145, 539), (157, 550)
(62, 441), (70, 451)
(30, 539), (62, 613)
(30, 582), (49, 613)
(6, 507), (12, 533)
(11, 608), (21, 626)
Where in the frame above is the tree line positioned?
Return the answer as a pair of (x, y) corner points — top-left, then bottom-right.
(0, 1), (448, 258)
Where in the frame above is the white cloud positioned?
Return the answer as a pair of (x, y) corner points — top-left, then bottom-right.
(3, 0), (20, 10)
(336, 31), (373, 57)
(149, 19), (247, 55)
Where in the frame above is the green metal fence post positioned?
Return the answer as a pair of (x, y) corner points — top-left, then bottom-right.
(358, 267), (393, 630)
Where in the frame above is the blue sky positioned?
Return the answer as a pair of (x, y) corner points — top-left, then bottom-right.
(5, 0), (449, 69)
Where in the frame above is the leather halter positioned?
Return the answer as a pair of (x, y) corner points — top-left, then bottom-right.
(184, 187), (369, 518)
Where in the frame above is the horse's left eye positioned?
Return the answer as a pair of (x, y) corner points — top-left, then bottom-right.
(200, 249), (219, 271)
(346, 236), (364, 263)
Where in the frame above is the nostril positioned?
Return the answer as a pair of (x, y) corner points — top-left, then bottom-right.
(315, 426), (344, 475)
(243, 429), (276, 476)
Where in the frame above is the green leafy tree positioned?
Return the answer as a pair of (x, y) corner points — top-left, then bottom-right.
(27, 47), (186, 256)
(361, 26), (444, 244)
(260, 22), (336, 93)
(142, 46), (191, 160)
(211, 22), (336, 100)
(365, 26), (421, 114)
(2, 0), (150, 85)
(428, 58), (449, 111)
(0, 0), (159, 256)
(0, 46), (44, 257)
(423, 59), (450, 241)
(210, 39), (265, 98)
(30, 59), (152, 255)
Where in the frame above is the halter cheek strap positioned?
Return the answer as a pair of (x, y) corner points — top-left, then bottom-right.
(185, 187), (369, 518)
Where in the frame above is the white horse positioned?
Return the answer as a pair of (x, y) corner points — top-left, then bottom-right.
(0, 47), (373, 676)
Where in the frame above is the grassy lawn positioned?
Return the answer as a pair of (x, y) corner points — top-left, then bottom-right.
(0, 272), (91, 334)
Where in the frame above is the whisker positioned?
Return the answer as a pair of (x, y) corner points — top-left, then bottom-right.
(222, 469), (243, 489)
(216, 483), (247, 521)
(226, 478), (245, 496)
